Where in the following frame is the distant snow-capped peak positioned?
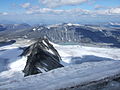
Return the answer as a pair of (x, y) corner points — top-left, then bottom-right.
(47, 24), (61, 29)
(66, 23), (81, 26)
(32, 28), (36, 31)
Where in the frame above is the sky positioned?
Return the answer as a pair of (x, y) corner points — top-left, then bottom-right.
(0, 0), (120, 24)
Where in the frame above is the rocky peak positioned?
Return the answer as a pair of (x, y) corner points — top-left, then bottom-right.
(21, 38), (64, 76)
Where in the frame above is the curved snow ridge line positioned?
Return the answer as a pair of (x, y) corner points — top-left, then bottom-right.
(0, 61), (120, 90)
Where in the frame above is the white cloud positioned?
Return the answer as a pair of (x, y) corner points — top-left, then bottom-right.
(0, 12), (8, 15)
(26, 8), (65, 14)
(109, 8), (120, 14)
(94, 8), (120, 15)
(21, 3), (31, 8)
(25, 6), (120, 18)
(26, 8), (90, 15)
(94, 5), (104, 10)
(39, 0), (88, 8)
(2, 12), (8, 15)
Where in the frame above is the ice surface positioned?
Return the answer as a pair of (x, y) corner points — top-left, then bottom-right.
(1, 61), (120, 90)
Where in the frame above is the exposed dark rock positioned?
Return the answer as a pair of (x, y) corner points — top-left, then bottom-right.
(21, 38), (64, 76)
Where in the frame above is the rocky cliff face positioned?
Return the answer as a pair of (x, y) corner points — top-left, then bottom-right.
(21, 38), (63, 76)
(23, 23), (120, 47)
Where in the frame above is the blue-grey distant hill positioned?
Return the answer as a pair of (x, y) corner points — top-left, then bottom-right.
(0, 23), (120, 47)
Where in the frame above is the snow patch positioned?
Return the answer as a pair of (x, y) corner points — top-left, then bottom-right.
(32, 28), (36, 31)
(9, 57), (27, 71)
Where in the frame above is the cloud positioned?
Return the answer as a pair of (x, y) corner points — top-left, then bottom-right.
(94, 8), (120, 15)
(25, 7), (120, 16)
(94, 5), (114, 10)
(26, 8), (65, 14)
(25, 7), (90, 16)
(0, 12), (8, 15)
(94, 5), (104, 10)
(21, 3), (31, 8)
(3, 12), (8, 15)
(109, 8), (120, 14)
(39, 0), (88, 8)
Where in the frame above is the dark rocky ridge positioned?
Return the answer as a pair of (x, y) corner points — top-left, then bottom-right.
(21, 38), (64, 76)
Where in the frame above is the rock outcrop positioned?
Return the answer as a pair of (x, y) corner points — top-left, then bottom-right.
(21, 38), (64, 76)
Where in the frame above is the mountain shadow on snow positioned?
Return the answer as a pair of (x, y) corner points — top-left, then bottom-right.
(0, 40), (16, 47)
(21, 38), (64, 76)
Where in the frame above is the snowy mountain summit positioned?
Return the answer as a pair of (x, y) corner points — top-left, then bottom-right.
(21, 38), (64, 76)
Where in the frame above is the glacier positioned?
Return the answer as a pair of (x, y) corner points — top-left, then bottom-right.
(0, 39), (120, 90)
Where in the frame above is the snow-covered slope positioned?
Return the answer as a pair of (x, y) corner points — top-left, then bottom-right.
(57, 45), (120, 65)
(1, 61), (120, 90)
(0, 40), (120, 90)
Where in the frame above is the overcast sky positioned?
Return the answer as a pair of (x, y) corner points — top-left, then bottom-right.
(0, 0), (120, 24)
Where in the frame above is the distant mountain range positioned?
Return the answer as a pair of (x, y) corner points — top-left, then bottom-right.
(0, 23), (31, 31)
(0, 23), (120, 47)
